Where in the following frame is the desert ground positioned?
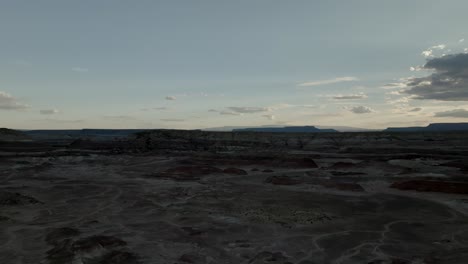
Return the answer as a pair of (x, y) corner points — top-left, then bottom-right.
(1, 130), (468, 264)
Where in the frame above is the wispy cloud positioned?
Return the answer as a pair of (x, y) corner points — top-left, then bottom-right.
(161, 118), (185, 122)
(72, 67), (89, 72)
(262, 114), (275, 120)
(40, 109), (59, 115)
(39, 118), (84, 124)
(103, 115), (136, 121)
(0, 91), (29, 110)
(220, 111), (242, 116)
(332, 93), (368, 100)
(298, 77), (359, 87)
(227, 106), (271, 113)
(165, 96), (177, 101)
(434, 109), (468, 118)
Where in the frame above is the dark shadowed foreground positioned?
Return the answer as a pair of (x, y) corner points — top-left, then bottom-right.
(1, 129), (468, 263)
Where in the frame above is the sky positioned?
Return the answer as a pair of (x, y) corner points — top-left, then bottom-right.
(2, 0), (468, 130)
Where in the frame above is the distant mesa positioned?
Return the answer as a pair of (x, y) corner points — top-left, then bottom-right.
(0, 128), (30, 141)
(233, 126), (337, 133)
(385, 123), (468, 132)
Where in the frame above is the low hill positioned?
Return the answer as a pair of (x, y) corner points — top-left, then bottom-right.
(233, 126), (338, 133)
(385, 123), (468, 132)
(0, 128), (30, 141)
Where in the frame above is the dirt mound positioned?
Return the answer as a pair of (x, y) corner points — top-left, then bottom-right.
(391, 180), (468, 194)
(317, 180), (365, 192)
(0, 128), (29, 141)
(281, 157), (319, 168)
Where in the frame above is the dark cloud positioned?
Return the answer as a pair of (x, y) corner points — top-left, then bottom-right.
(434, 109), (468, 118)
(349, 106), (374, 114)
(409, 107), (422, 112)
(404, 53), (468, 101)
(0, 91), (29, 110)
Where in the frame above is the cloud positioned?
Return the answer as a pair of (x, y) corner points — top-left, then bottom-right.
(434, 109), (468, 118)
(409, 107), (422, 112)
(410, 66), (423, 72)
(403, 53), (468, 101)
(297, 76), (359, 87)
(219, 111), (242, 116)
(165, 96), (177, 101)
(143, 107), (168, 111)
(40, 118), (84, 123)
(227, 106), (271, 113)
(72, 67), (89, 72)
(262, 114), (275, 120)
(349, 106), (374, 114)
(422, 44), (446, 58)
(460, 39), (465, 43)
(40, 109), (59, 115)
(0, 91), (29, 110)
(381, 80), (409, 89)
(160, 118), (185, 122)
(208, 109), (218, 112)
(332, 93), (368, 100)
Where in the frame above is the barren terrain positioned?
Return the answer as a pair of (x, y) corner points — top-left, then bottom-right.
(1, 131), (468, 263)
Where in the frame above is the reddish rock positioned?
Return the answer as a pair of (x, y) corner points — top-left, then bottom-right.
(283, 158), (319, 168)
(223, 167), (248, 175)
(391, 180), (468, 194)
(265, 176), (303, 185)
(329, 162), (357, 169)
